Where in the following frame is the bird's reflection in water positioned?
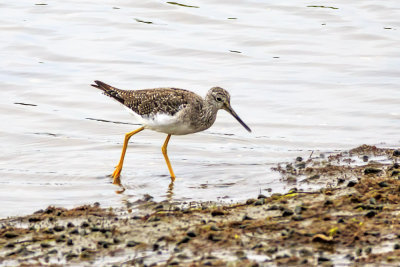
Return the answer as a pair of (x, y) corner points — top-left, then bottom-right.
(166, 180), (175, 202)
(116, 179), (175, 211)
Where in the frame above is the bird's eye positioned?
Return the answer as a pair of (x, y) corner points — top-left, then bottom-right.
(216, 97), (222, 102)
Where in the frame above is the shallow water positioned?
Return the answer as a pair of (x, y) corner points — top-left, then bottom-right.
(1, 0), (399, 217)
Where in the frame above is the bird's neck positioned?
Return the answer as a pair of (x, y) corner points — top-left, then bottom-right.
(199, 100), (219, 129)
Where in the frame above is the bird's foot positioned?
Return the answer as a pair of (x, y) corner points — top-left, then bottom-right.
(111, 165), (122, 185)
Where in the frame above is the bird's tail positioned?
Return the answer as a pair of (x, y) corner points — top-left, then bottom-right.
(91, 80), (125, 104)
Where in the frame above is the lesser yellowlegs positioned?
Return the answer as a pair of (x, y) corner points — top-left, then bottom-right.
(91, 80), (251, 185)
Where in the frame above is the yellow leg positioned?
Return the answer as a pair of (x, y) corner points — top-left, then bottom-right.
(162, 134), (176, 181)
(112, 126), (145, 184)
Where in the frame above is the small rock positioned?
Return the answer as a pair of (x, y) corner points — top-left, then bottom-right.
(282, 209), (294, 217)
(67, 222), (75, 228)
(177, 236), (191, 245)
(254, 199), (264, 206)
(242, 215), (253, 221)
(394, 243), (400, 250)
(337, 218), (345, 223)
(208, 234), (222, 242)
(43, 228), (54, 234)
(318, 256), (331, 263)
(147, 216), (160, 222)
(53, 225), (65, 232)
(65, 253), (78, 261)
(80, 251), (92, 259)
(292, 215), (303, 221)
(210, 225), (221, 231)
(296, 156), (303, 162)
(69, 228), (79, 235)
(369, 198), (377, 205)
(48, 249), (58, 254)
(4, 232), (18, 239)
(28, 217), (41, 223)
(40, 243), (51, 248)
(67, 239), (73, 246)
(299, 248), (313, 257)
(56, 235), (66, 243)
(235, 250), (247, 259)
(362, 155), (369, 162)
(211, 210), (225, 216)
(127, 241), (139, 247)
(364, 168), (382, 175)
(266, 247), (277, 254)
(246, 199), (256, 205)
(257, 194), (267, 199)
(365, 211), (377, 218)
(365, 247), (372, 254)
(154, 204), (163, 210)
(347, 181), (357, 187)
(337, 178), (345, 184)
(80, 222), (89, 228)
(295, 162), (306, 169)
(187, 231), (197, 237)
(378, 181), (389, 188)
(5, 243), (15, 248)
(152, 243), (159, 251)
(143, 194), (153, 201)
(393, 150), (400, 156)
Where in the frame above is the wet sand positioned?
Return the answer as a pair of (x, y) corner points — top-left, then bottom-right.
(1, 145), (400, 266)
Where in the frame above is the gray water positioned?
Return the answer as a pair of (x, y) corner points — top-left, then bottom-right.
(1, 0), (399, 217)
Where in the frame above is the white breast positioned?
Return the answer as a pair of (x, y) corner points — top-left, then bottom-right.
(125, 107), (195, 135)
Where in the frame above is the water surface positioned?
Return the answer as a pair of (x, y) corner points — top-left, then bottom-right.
(1, 0), (399, 217)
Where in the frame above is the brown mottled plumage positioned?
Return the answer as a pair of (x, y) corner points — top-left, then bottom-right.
(92, 80), (200, 117)
(91, 80), (251, 185)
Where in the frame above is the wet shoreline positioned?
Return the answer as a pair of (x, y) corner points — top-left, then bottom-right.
(1, 145), (400, 266)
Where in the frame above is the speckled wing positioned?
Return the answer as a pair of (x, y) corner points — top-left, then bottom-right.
(91, 80), (202, 118)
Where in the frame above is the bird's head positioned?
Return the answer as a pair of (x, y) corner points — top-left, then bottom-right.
(207, 87), (251, 133)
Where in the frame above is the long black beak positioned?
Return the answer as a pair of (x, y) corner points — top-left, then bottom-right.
(224, 104), (252, 133)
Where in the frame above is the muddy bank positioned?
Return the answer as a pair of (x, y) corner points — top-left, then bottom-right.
(1, 145), (400, 266)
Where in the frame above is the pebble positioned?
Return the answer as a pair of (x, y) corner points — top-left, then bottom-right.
(282, 209), (294, 217)
(242, 215), (253, 221)
(53, 225), (65, 232)
(254, 199), (264, 206)
(257, 194), (267, 199)
(65, 253), (78, 261)
(187, 231), (197, 237)
(364, 168), (382, 175)
(126, 241), (139, 247)
(292, 215), (304, 221)
(347, 181), (357, 187)
(318, 256), (331, 263)
(378, 181), (389, 188)
(40, 243), (51, 248)
(177, 236), (191, 245)
(4, 232), (18, 239)
(211, 210), (225, 216)
(365, 211), (377, 218)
